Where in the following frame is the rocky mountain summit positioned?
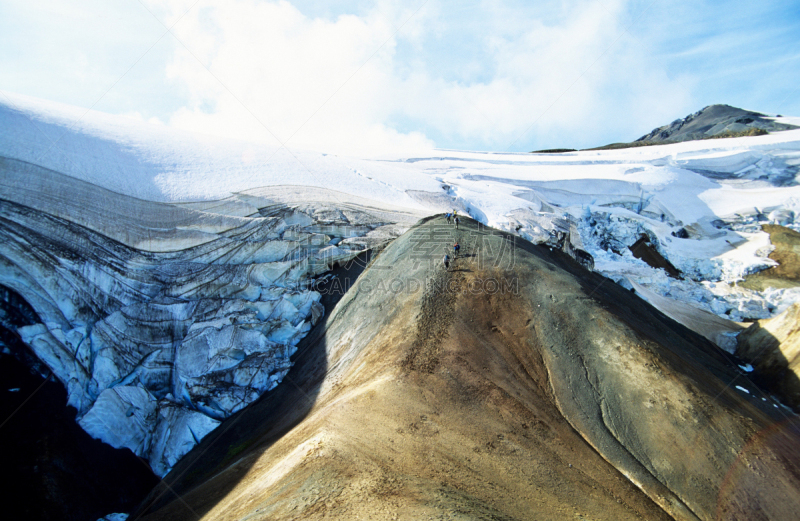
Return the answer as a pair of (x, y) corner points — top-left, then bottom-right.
(132, 216), (800, 521)
(636, 104), (798, 144)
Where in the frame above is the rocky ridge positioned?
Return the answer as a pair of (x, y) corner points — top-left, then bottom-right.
(132, 216), (800, 521)
(636, 104), (798, 144)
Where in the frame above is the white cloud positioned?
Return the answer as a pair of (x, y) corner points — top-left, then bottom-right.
(155, 0), (433, 155)
(120, 111), (166, 126)
(393, 0), (695, 149)
(154, 0), (694, 154)
(0, 0), (184, 120)
(4, 0), (799, 154)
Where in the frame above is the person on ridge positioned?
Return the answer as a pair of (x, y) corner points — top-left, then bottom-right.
(453, 241), (460, 258)
(454, 216), (460, 229)
(445, 212), (452, 224)
(443, 253), (450, 271)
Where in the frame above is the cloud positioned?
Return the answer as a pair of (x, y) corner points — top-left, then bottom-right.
(154, 0), (432, 155)
(0, 0), (185, 120)
(4, 0), (799, 154)
(120, 111), (165, 126)
(154, 0), (696, 154)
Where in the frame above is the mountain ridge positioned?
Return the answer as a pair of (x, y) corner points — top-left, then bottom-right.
(534, 103), (799, 153)
(131, 216), (800, 521)
(636, 104), (798, 144)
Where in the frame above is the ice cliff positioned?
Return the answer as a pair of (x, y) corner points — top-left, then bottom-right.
(0, 157), (420, 476)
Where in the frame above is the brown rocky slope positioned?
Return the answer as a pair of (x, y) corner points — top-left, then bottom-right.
(131, 216), (800, 521)
(737, 302), (800, 411)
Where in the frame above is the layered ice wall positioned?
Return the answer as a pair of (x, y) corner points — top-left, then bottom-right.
(0, 158), (421, 476)
(0, 92), (430, 476)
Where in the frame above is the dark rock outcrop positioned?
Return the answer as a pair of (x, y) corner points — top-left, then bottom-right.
(629, 233), (682, 279)
(636, 104), (797, 144)
(742, 224), (800, 291)
(0, 352), (160, 521)
(131, 216), (800, 521)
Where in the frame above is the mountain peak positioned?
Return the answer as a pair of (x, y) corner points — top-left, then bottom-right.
(636, 104), (797, 143)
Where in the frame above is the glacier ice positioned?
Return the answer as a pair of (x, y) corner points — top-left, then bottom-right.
(0, 160), (419, 475)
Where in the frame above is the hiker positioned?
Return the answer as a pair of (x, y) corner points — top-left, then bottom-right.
(453, 241), (460, 258)
(443, 253), (450, 271)
(454, 216), (460, 229)
(453, 209), (458, 219)
(445, 212), (452, 224)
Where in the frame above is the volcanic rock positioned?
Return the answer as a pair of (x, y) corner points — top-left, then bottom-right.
(636, 104), (797, 143)
(742, 224), (800, 291)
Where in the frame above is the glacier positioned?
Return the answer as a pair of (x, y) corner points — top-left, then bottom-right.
(3, 90), (800, 477)
(0, 154), (422, 476)
(0, 163), (420, 475)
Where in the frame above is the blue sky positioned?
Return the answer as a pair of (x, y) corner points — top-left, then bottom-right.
(1, 0), (798, 154)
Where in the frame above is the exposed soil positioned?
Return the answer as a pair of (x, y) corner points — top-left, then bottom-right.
(402, 264), (462, 373)
(742, 224), (800, 291)
(736, 303), (800, 410)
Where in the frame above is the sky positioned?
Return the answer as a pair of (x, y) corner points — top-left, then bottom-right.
(0, 0), (798, 155)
